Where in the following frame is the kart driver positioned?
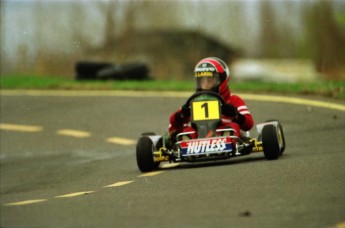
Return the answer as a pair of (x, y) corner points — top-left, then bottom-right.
(168, 57), (254, 144)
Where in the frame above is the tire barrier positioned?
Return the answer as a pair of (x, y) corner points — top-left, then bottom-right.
(75, 61), (151, 80)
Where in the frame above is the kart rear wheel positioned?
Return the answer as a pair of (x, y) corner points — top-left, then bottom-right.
(136, 136), (156, 172)
(262, 124), (281, 160)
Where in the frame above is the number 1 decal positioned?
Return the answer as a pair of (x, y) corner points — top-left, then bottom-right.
(192, 100), (221, 121)
(201, 102), (209, 118)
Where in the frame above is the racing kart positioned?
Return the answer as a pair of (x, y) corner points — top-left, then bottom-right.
(136, 91), (286, 172)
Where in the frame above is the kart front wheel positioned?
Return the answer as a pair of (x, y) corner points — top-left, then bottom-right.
(136, 136), (156, 172)
(262, 124), (282, 160)
(265, 120), (286, 155)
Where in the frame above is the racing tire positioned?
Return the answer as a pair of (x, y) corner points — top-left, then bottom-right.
(136, 136), (156, 172)
(265, 120), (286, 155)
(262, 124), (281, 160)
(140, 132), (162, 169)
(276, 122), (286, 154)
(121, 62), (150, 80)
(75, 62), (112, 80)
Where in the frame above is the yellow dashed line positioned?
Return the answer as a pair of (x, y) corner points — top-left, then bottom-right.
(138, 171), (164, 177)
(103, 181), (134, 188)
(0, 123), (43, 132)
(3, 174), (161, 206)
(106, 137), (136, 145)
(55, 191), (95, 198)
(4, 199), (47, 206)
(56, 129), (91, 138)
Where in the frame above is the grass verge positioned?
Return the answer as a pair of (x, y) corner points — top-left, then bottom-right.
(1, 75), (344, 99)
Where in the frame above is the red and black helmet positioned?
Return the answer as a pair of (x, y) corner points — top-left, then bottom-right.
(194, 57), (230, 93)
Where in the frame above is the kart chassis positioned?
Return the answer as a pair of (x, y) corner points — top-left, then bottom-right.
(136, 92), (286, 172)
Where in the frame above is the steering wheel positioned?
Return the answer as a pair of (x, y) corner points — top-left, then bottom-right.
(184, 91), (226, 107)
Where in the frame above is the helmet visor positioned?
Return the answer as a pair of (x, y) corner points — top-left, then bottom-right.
(195, 74), (220, 91)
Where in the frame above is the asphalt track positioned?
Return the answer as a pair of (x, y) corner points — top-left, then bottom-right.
(1, 90), (345, 227)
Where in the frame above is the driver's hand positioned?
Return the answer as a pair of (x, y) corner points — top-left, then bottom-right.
(181, 103), (190, 118)
(175, 104), (190, 123)
(222, 104), (237, 117)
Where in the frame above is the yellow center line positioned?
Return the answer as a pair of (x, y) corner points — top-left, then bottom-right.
(4, 199), (47, 206)
(55, 191), (95, 198)
(56, 129), (91, 138)
(106, 137), (136, 145)
(0, 123), (43, 132)
(103, 181), (134, 188)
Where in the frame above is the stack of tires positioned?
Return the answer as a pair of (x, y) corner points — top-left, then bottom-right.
(75, 61), (151, 80)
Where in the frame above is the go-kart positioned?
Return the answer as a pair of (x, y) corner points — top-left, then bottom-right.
(136, 91), (286, 172)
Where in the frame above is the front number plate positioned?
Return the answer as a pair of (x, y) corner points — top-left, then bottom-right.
(191, 100), (221, 121)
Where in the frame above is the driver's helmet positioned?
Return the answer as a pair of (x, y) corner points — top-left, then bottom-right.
(194, 57), (230, 93)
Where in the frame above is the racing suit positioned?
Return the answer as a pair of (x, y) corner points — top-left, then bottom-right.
(168, 86), (254, 140)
